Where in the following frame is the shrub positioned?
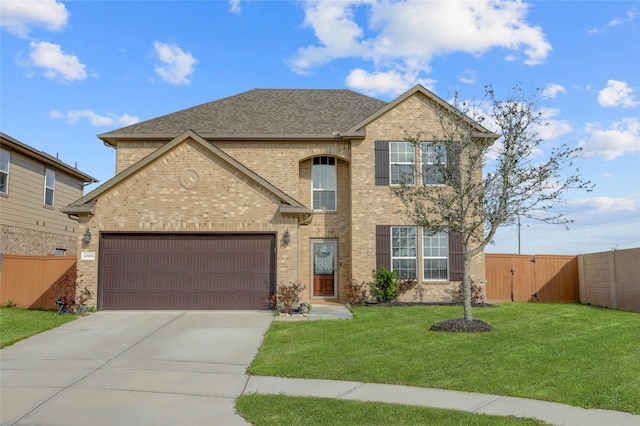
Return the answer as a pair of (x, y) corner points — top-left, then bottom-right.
(369, 267), (400, 303)
(342, 278), (370, 306)
(453, 280), (484, 304)
(51, 273), (93, 315)
(265, 283), (306, 315)
(397, 276), (418, 294)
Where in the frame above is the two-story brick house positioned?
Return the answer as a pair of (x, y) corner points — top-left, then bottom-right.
(0, 132), (97, 257)
(63, 85), (496, 310)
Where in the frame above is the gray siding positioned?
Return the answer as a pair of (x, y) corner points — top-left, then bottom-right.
(0, 150), (84, 254)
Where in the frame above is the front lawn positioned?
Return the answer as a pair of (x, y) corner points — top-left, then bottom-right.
(247, 303), (640, 413)
(236, 394), (546, 425)
(0, 307), (77, 348)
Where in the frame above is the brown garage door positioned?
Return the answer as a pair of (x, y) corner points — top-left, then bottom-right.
(99, 233), (275, 310)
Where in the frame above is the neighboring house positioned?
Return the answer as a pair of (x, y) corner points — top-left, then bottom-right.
(0, 132), (97, 257)
(62, 85), (497, 310)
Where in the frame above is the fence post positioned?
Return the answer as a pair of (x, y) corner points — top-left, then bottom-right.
(578, 254), (586, 304)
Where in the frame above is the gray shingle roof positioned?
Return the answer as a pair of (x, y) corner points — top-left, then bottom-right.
(99, 89), (388, 140)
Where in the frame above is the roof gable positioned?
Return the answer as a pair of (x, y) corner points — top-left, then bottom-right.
(99, 89), (387, 144)
(346, 85), (499, 139)
(63, 130), (311, 215)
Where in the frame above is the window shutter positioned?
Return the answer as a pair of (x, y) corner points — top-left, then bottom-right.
(375, 225), (391, 271)
(449, 231), (464, 281)
(447, 142), (461, 184)
(375, 140), (389, 186)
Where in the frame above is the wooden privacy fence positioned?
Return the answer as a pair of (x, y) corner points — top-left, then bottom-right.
(485, 254), (579, 303)
(0, 255), (76, 309)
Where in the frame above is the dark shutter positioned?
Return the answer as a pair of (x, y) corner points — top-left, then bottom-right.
(449, 231), (464, 281)
(375, 225), (391, 271)
(447, 142), (462, 184)
(375, 140), (389, 186)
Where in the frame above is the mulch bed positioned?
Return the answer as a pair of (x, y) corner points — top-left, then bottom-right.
(430, 318), (493, 333)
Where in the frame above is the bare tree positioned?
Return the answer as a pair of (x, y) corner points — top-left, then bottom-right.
(393, 84), (593, 324)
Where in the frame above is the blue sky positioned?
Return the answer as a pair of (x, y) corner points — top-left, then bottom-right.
(1, 0), (638, 255)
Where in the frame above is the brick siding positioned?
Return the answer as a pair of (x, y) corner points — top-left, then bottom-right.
(78, 92), (486, 307)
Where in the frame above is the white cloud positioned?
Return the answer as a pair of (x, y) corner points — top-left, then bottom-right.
(537, 108), (572, 141)
(609, 8), (638, 27)
(458, 69), (477, 85)
(229, 0), (242, 15)
(0, 0), (68, 38)
(580, 118), (640, 160)
(542, 83), (566, 99)
(590, 7), (638, 33)
(598, 80), (639, 107)
(153, 41), (198, 85)
(291, 0), (552, 94)
(50, 109), (140, 127)
(563, 196), (639, 227)
(345, 68), (435, 97)
(25, 41), (86, 83)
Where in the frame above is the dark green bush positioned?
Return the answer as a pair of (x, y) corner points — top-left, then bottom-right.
(369, 267), (400, 303)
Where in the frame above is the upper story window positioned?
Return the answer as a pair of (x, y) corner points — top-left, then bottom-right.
(312, 156), (336, 211)
(375, 140), (459, 187)
(423, 229), (449, 280)
(44, 168), (55, 207)
(390, 142), (415, 185)
(0, 148), (9, 195)
(421, 142), (445, 185)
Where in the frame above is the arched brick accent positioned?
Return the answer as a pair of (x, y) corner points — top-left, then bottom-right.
(297, 145), (350, 163)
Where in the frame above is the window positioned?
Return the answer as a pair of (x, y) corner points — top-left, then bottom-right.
(391, 226), (417, 278)
(421, 142), (445, 185)
(312, 156), (336, 211)
(0, 148), (9, 194)
(44, 168), (55, 207)
(390, 142), (415, 185)
(423, 229), (449, 280)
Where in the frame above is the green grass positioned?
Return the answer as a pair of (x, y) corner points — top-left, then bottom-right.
(248, 303), (640, 413)
(236, 394), (547, 425)
(0, 307), (77, 348)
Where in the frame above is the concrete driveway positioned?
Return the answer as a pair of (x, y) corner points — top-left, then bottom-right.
(1, 311), (273, 426)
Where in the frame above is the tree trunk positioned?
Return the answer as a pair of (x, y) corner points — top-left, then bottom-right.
(462, 251), (473, 321)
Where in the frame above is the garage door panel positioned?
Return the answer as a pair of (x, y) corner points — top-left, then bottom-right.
(103, 273), (147, 290)
(149, 254), (192, 271)
(103, 254), (147, 271)
(149, 273), (191, 290)
(100, 233), (274, 310)
(149, 236), (192, 252)
(103, 292), (148, 310)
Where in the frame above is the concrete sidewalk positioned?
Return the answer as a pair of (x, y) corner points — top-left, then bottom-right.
(243, 376), (640, 426)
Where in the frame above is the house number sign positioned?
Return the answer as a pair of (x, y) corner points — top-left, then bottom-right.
(81, 252), (96, 261)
